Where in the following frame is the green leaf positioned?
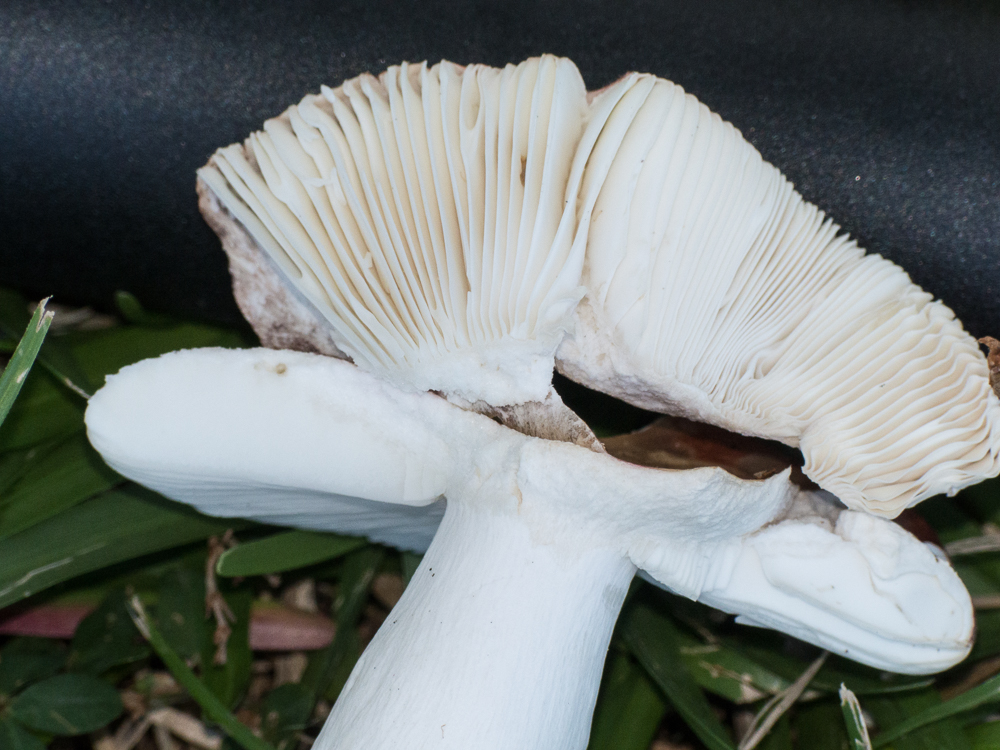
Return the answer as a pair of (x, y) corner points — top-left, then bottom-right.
(0, 367), (84, 451)
(68, 589), (150, 674)
(588, 650), (666, 750)
(756, 713), (792, 750)
(872, 674), (1000, 748)
(739, 653), (828, 750)
(217, 530), (367, 577)
(114, 291), (174, 326)
(201, 587), (253, 710)
(302, 546), (384, 703)
(71, 321), (246, 387)
(968, 720), (1000, 750)
(0, 717), (47, 750)
(620, 602), (735, 750)
(401, 550), (422, 586)
(677, 636), (789, 704)
(127, 597), (275, 750)
(0, 638), (67, 697)
(260, 683), (313, 749)
(868, 689), (971, 750)
(8, 673), (123, 735)
(156, 564), (209, 660)
(841, 685), (874, 750)
(0, 432), (121, 540)
(0, 440), (62, 497)
(0, 486), (248, 609)
(0, 298), (53, 431)
(731, 636), (932, 696)
(969, 611), (1000, 662)
(794, 698), (849, 750)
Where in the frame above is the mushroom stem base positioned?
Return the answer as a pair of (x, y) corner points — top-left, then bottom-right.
(317, 501), (636, 750)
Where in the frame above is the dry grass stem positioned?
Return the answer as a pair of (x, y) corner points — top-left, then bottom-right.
(148, 707), (223, 750)
(737, 652), (828, 750)
(205, 532), (238, 664)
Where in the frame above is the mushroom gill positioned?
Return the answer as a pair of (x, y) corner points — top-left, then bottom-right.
(559, 74), (1000, 517)
(198, 55), (590, 406)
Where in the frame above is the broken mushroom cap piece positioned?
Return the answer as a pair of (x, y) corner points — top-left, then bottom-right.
(84, 347), (972, 750)
(197, 55), (592, 407)
(611, 418), (973, 674)
(686, 490), (973, 674)
(561, 73), (1000, 518)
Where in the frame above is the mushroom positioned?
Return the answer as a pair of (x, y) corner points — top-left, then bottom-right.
(85, 56), (999, 749)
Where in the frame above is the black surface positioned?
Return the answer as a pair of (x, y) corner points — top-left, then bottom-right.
(2, 0), (998, 336)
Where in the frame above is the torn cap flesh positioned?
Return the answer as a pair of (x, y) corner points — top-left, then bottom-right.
(559, 73), (1000, 518)
(86, 55), (996, 750)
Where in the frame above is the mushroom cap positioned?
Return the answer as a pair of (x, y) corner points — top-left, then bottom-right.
(197, 55), (592, 406)
(693, 491), (973, 674)
(86, 347), (452, 551)
(84, 346), (790, 553)
(560, 73), (1000, 517)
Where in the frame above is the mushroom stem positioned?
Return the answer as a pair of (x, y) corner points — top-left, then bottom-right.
(318, 500), (636, 750)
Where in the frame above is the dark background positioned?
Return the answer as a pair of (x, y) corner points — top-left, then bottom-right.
(2, 0), (998, 337)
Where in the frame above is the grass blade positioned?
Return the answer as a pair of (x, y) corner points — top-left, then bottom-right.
(0, 486), (248, 609)
(0, 299), (54, 430)
(301, 546), (384, 703)
(967, 720), (1000, 749)
(841, 685), (874, 750)
(216, 530), (366, 577)
(0, 369), (84, 452)
(872, 674), (1000, 748)
(678, 638), (789, 704)
(738, 653), (827, 750)
(795, 699), (849, 750)
(588, 650), (666, 750)
(621, 602), (735, 750)
(0, 289), (92, 398)
(0, 432), (121, 541)
(128, 596), (274, 750)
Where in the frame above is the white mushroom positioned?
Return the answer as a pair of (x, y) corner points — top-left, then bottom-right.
(85, 56), (999, 749)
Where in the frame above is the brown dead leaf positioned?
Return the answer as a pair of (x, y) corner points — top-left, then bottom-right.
(274, 652), (309, 686)
(148, 707), (222, 750)
(602, 415), (806, 484)
(281, 579), (318, 613)
(371, 573), (405, 609)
